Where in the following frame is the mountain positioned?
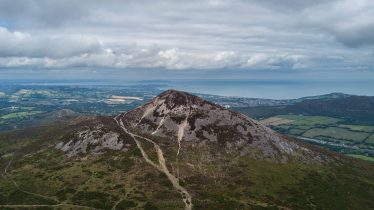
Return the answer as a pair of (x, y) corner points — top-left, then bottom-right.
(298, 92), (351, 101)
(117, 90), (322, 163)
(0, 90), (373, 210)
(285, 95), (374, 123)
(200, 92), (352, 108)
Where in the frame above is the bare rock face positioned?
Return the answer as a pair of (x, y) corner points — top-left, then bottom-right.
(120, 90), (320, 162)
(55, 117), (132, 157)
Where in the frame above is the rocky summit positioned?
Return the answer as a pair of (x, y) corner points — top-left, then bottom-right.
(118, 89), (324, 163)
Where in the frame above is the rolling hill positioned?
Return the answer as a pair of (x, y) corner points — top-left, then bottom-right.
(234, 95), (374, 124)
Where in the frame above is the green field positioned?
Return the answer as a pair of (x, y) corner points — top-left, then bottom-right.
(271, 115), (373, 143)
(288, 128), (305, 135)
(276, 115), (341, 126)
(264, 115), (374, 157)
(339, 124), (374, 133)
(347, 154), (374, 162)
(0, 111), (44, 120)
(366, 134), (374, 144)
(303, 127), (370, 142)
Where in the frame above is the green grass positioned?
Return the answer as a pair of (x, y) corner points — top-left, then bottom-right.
(0, 111), (43, 119)
(0, 123), (175, 209)
(190, 153), (374, 210)
(347, 154), (374, 162)
(271, 115), (374, 146)
(340, 124), (374, 133)
(366, 134), (374, 144)
(277, 125), (293, 130)
(303, 127), (370, 142)
(0, 148), (145, 208)
(288, 128), (305, 135)
(276, 115), (341, 126)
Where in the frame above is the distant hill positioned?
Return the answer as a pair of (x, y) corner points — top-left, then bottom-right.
(234, 95), (374, 124)
(200, 92), (352, 108)
(0, 109), (81, 131)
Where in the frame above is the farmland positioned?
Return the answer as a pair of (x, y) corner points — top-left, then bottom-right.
(261, 114), (374, 159)
(303, 127), (369, 142)
(0, 84), (163, 131)
(1, 111), (44, 120)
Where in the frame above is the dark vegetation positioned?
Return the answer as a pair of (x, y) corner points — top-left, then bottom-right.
(234, 95), (374, 124)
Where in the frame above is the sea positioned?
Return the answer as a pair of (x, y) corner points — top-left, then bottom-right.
(2, 79), (373, 99)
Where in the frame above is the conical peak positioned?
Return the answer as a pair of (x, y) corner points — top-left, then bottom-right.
(155, 89), (206, 109)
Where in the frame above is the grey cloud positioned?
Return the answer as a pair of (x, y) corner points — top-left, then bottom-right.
(299, 0), (374, 47)
(0, 47), (241, 70)
(247, 0), (337, 11)
(0, 27), (103, 58)
(333, 25), (374, 48)
(0, 0), (373, 70)
(0, 0), (92, 28)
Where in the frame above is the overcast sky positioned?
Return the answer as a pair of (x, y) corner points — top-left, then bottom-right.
(0, 0), (374, 80)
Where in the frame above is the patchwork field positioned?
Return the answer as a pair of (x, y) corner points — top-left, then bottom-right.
(339, 125), (374, 133)
(263, 114), (374, 161)
(303, 127), (370, 142)
(275, 115), (342, 126)
(0, 111), (44, 120)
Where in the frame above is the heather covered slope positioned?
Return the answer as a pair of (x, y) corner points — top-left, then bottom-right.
(0, 90), (373, 210)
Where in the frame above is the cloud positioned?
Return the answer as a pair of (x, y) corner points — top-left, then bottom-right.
(0, 0), (92, 28)
(0, 26), (307, 70)
(0, 46), (243, 70)
(0, 0), (373, 71)
(245, 54), (306, 69)
(0, 27), (103, 58)
(300, 0), (374, 47)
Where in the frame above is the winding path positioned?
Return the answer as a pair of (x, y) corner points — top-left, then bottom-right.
(4, 155), (60, 204)
(3, 153), (103, 210)
(114, 115), (193, 210)
(0, 204), (101, 209)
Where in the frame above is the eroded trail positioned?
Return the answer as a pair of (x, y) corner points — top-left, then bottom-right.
(114, 115), (193, 210)
(177, 118), (188, 157)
